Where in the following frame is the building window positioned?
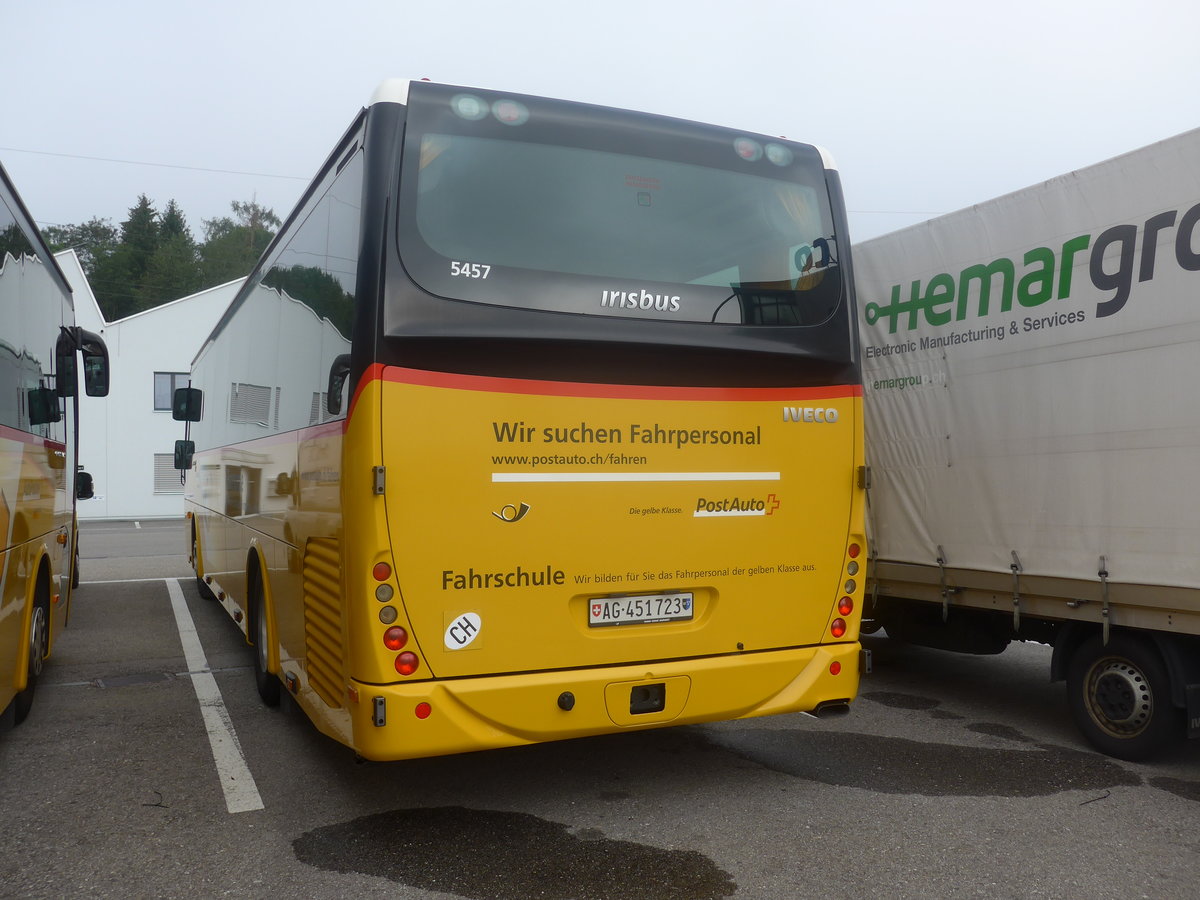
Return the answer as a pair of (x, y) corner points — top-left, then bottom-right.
(309, 392), (330, 425)
(229, 382), (273, 425)
(154, 372), (189, 411)
(153, 453), (184, 494)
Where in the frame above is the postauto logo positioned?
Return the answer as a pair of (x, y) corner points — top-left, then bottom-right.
(694, 494), (780, 518)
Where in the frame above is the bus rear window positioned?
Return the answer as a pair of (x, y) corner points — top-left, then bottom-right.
(396, 89), (843, 327)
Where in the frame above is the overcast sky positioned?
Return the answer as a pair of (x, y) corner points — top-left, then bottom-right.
(5, 0), (1198, 245)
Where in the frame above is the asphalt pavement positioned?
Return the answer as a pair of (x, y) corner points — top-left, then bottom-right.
(0, 519), (1196, 899)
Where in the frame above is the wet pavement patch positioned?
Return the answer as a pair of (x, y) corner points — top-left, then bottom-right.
(861, 690), (941, 711)
(720, 731), (1141, 797)
(1148, 776), (1200, 803)
(293, 806), (736, 899)
(966, 723), (1036, 744)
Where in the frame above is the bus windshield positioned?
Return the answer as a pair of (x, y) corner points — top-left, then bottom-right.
(397, 84), (843, 327)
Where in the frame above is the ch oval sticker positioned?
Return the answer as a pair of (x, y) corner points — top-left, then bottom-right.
(444, 612), (482, 650)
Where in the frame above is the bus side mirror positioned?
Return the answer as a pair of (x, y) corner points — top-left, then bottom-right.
(77, 328), (110, 397)
(28, 387), (62, 425)
(56, 330), (78, 397)
(173, 387), (203, 422)
(327, 354), (351, 416)
(174, 440), (195, 471)
(76, 469), (95, 500)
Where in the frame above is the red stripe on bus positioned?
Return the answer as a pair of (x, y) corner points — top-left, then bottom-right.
(0, 423), (64, 448)
(363, 364), (862, 402)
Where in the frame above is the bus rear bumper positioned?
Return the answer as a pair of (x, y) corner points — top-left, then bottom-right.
(347, 641), (861, 761)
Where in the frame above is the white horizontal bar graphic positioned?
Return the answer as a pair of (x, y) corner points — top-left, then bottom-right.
(492, 471), (780, 483)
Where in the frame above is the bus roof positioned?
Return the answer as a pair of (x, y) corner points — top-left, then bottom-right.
(367, 79), (839, 172)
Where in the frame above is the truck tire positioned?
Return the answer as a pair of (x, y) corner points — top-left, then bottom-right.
(1066, 633), (1181, 760)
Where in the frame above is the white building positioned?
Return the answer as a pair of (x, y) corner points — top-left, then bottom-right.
(57, 249), (242, 519)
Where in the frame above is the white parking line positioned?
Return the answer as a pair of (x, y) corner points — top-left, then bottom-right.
(165, 578), (264, 814)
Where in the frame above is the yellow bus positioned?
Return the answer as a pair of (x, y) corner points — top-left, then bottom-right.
(175, 79), (866, 760)
(1, 160), (109, 726)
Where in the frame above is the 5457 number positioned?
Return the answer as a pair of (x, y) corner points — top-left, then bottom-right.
(450, 261), (491, 279)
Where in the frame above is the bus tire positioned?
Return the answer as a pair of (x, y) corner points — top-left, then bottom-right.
(71, 540), (80, 589)
(13, 579), (51, 725)
(1066, 632), (1181, 761)
(250, 569), (281, 707)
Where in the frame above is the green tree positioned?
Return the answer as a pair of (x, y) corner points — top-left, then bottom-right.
(160, 199), (190, 241)
(120, 194), (160, 285)
(140, 200), (202, 306)
(43, 218), (119, 272)
(141, 233), (202, 305)
(88, 247), (139, 320)
(199, 200), (280, 285)
(43, 195), (281, 320)
(0, 223), (34, 260)
(262, 264), (355, 337)
(77, 195), (164, 320)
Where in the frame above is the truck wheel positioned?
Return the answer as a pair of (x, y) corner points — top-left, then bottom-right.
(1066, 633), (1180, 760)
(13, 590), (50, 725)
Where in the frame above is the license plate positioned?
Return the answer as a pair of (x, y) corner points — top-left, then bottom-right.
(588, 592), (694, 627)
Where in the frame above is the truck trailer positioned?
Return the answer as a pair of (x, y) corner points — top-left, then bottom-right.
(856, 128), (1200, 760)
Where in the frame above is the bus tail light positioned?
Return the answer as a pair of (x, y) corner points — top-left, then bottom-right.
(395, 652), (420, 676)
(830, 618), (847, 638)
(373, 562), (392, 581)
(383, 627), (408, 651)
(838, 596), (854, 616)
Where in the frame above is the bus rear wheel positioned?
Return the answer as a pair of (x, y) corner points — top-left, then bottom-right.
(250, 572), (281, 707)
(1066, 633), (1181, 761)
(13, 589), (50, 725)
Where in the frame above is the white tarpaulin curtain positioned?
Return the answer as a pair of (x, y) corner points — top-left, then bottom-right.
(856, 128), (1200, 588)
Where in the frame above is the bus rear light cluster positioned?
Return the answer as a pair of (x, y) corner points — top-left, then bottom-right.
(830, 540), (863, 638)
(373, 560), (419, 676)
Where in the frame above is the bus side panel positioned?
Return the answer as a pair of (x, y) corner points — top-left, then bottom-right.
(183, 261), (357, 747)
(0, 180), (78, 712)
